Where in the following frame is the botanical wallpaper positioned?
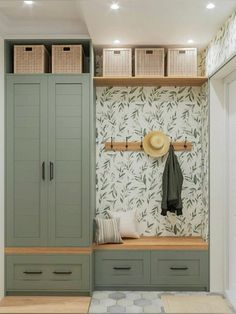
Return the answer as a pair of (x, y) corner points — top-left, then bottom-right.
(206, 9), (236, 75)
(96, 86), (208, 238)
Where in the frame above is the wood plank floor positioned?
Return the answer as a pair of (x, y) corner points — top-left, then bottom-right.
(0, 296), (91, 313)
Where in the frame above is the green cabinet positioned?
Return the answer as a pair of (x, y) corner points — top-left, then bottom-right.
(6, 254), (90, 293)
(95, 251), (150, 286)
(150, 250), (209, 289)
(6, 74), (91, 247)
(94, 249), (209, 291)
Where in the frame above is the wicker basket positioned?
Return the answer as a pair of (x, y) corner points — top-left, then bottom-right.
(167, 48), (197, 76)
(103, 48), (132, 77)
(14, 45), (49, 73)
(135, 48), (165, 76)
(52, 45), (83, 73)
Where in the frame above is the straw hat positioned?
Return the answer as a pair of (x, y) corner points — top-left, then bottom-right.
(143, 131), (170, 158)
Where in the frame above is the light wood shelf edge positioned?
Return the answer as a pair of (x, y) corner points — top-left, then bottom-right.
(5, 247), (93, 255)
(94, 76), (208, 87)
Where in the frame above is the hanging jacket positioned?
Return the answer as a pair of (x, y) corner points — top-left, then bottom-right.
(161, 145), (183, 216)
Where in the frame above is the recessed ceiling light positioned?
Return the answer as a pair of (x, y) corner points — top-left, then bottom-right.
(113, 39), (120, 44)
(206, 3), (215, 9)
(24, 0), (34, 4)
(188, 39), (194, 44)
(110, 3), (120, 10)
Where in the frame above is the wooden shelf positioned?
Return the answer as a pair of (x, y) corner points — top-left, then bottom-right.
(94, 76), (208, 87)
(5, 247), (93, 255)
(93, 236), (208, 251)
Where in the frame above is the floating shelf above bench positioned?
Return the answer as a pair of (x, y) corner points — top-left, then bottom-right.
(94, 76), (208, 87)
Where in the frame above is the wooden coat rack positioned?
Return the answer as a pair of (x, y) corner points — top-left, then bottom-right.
(104, 138), (192, 152)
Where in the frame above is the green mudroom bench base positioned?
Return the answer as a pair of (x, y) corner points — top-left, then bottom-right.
(5, 248), (92, 295)
(94, 237), (209, 291)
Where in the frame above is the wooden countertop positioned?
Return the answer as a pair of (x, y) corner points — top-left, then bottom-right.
(93, 236), (208, 251)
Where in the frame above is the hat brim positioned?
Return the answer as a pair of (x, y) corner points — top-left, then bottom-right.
(143, 131), (170, 158)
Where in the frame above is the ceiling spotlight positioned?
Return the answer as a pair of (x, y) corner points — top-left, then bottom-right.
(188, 39), (194, 44)
(110, 3), (120, 10)
(113, 39), (120, 44)
(206, 3), (215, 9)
(24, 0), (34, 4)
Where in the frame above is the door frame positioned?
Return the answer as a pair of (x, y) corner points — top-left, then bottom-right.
(223, 71), (236, 307)
(209, 56), (236, 300)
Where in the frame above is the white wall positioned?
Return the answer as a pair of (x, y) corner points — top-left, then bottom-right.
(0, 37), (4, 298)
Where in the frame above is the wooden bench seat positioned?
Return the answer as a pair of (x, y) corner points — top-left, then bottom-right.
(93, 236), (208, 251)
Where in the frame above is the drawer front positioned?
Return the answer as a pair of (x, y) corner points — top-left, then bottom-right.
(151, 251), (208, 287)
(6, 254), (90, 291)
(95, 251), (150, 286)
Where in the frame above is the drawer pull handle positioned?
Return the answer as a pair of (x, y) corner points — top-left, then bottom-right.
(42, 162), (45, 181)
(170, 267), (189, 270)
(23, 271), (42, 275)
(113, 267), (131, 270)
(50, 162), (54, 181)
(53, 271), (72, 275)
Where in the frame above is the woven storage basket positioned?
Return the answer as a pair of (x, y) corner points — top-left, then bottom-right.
(167, 48), (197, 76)
(14, 45), (49, 73)
(103, 48), (132, 77)
(52, 45), (83, 73)
(135, 48), (165, 76)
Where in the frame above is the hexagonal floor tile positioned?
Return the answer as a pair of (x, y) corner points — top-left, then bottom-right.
(134, 298), (152, 307)
(117, 298), (134, 306)
(107, 304), (126, 313)
(141, 291), (160, 300)
(89, 304), (108, 313)
(100, 298), (116, 306)
(125, 305), (143, 313)
(92, 291), (110, 299)
(108, 292), (126, 300)
(126, 292), (142, 300)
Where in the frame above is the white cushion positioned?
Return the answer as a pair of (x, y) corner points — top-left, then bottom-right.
(111, 211), (140, 239)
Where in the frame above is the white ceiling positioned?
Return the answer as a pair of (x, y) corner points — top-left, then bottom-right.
(0, 0), (235, 48)
(0, 0), (89, 37)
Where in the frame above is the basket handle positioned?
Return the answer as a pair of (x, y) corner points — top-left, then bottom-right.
(63, 47), (71, 52)
(179, 50), (186, 54)
(25, 47), (33, 52)
(114, 50), (121, 55)
(145, 50), (153, 54)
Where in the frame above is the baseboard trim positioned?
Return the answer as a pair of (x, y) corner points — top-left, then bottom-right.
(225, 290), (236, 309)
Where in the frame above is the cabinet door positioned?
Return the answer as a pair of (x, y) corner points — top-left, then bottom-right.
(6, 75), (48, 246)
(48, 75), (90, 246)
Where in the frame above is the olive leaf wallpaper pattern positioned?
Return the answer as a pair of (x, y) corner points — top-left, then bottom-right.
(206, 9), (236, 75)
(96, 86), (208, 238)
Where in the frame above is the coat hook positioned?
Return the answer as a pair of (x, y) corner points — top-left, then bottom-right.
(126, 137), (128, 149)
(111, 137), (113, 150)
(140, 137), (143, 149)
(184, 137), (187, 149)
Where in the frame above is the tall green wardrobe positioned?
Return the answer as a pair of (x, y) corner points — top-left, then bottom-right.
(5, 73), (94, 295)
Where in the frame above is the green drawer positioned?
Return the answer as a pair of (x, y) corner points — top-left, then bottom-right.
(151, 250), (208, 288)
(95, 251), (150, 286)
(6, 254), (90, 292)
